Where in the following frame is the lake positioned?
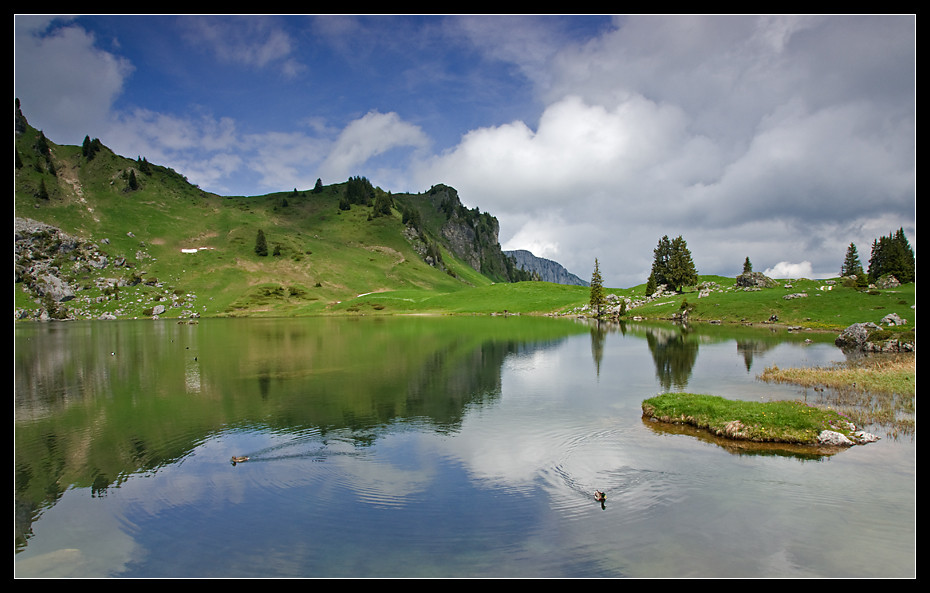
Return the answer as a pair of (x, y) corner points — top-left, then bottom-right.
(14, 316), (916, 578)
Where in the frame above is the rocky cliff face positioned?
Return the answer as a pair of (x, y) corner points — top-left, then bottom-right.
(418, 184), (531, 283)
(15, 217), (112, 319)
(505, 250), (588, 286)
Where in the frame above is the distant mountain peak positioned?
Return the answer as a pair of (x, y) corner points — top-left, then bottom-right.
(504, 249), (588, 286)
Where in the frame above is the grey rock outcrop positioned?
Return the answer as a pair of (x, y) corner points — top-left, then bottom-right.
(735, 271), (778, 289)
(874, 274), (901, 289)
(416, 184), (529, 282)
(15, 218), (84, 303)
(505, 249), (588, 286)
(881, 312), (906, 326)
(835, 321), (914, 352)
(835, 322), (881, 349)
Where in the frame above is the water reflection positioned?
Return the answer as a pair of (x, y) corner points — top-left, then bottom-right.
(13, 316), (586, 552)
(644, 324), (700, 391)
(642, 417), (840, 461)
(736, 338), (779, 372)
(14, 317), (914, 578)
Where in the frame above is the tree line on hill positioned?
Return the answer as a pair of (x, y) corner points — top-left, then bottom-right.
(844, 228), (915, 285)
(587, 228), (915, 317)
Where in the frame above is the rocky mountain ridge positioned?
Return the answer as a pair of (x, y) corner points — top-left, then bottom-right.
(505, 249), (588, 286)
(13, 101), (551, 319)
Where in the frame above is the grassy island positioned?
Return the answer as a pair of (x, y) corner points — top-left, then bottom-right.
(641, 392), (864, 445)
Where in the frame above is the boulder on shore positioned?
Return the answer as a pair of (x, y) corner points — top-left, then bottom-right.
(835, 321), (914, 352)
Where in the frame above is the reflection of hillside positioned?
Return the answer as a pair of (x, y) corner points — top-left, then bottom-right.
(13, 317), (580, 550)
(644, 326), (699, 391)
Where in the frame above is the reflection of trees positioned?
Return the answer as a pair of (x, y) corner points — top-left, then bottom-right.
(589, 322), (607, 377)
(14, 317), (582, 549)
(735, 340), (777, 372)
(645, 327), (699, 391)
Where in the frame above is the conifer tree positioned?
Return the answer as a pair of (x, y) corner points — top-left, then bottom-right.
(644, 272), (657, 297)
(36, 178), (49, 200)
(841, 243), (864, 277)
(372, 193), (392, 217)
(868, 228), (915, 283)
(589, 258), (606, 317)
(667, 236), (698, 292)
(651, 235), (698, 293)
(255, 229), (268, 257)
(650, 235), (673, 289)
(34, 131), (50, 157)
(742, 257), (753, 274)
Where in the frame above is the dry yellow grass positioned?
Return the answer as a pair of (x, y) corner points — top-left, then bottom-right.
(759, 354), (915, 438)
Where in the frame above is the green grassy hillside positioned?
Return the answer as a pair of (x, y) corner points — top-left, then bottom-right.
(15, 107), (503, 319)
(13, 104), (916, 332)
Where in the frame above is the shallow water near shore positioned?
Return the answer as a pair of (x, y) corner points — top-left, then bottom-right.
(14, 316), (915, 578)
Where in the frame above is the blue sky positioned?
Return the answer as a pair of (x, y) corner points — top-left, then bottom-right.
(14, 15), (915, 287)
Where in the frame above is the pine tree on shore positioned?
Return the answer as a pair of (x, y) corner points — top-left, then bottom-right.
(589, 258), (605, 317)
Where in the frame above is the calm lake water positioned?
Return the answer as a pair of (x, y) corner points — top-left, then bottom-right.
(14, 316), (915, 578)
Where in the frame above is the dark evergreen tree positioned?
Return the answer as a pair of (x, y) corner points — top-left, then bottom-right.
(651, 235), (698, 292)
(345, 176), (374, 205)
(82, 135), (103, 160)
(650, 235), (673, 289)
(868, 228), (915, 283)
(127, 170), (139, 191)
(34, 131), (50, 157)
(841, 242), (864, 277)
(372, 193), (393, 217)
(36, 178), (49, 200)
(255, 229), (268, 257)
(589, 258), (606, 317)
(402, 205), (421, 230)
(891, 228), (916, 283)
(742, 257), (753, 274)
(667, 236), (698, 292)
(313, 178), (323, 193)
(645, 272), (657, 296)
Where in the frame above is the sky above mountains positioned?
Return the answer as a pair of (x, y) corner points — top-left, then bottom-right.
(14, 14), (915, 288)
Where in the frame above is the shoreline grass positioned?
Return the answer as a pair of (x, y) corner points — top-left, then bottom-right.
(758, 353), (915, 438)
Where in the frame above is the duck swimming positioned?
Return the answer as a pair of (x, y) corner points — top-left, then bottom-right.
(230, 456), (249, 465)
(594, 490), (606, 503)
